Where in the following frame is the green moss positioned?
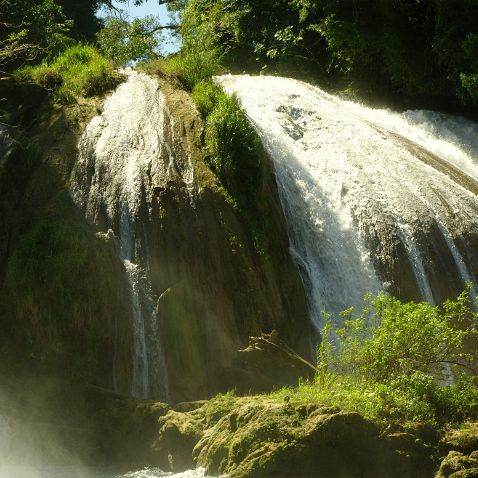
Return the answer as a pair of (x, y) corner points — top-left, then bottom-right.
(192, 396), (432, 478)
(8, 216), (88, 289)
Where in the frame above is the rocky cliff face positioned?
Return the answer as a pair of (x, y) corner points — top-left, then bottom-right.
(0, 73), (311, 402)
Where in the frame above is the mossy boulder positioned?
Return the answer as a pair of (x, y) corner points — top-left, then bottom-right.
(152, 409), (205, 471)
(190, 397), (434, 478)
(437, 451), (478, 478)
(442, 424), (478, 455)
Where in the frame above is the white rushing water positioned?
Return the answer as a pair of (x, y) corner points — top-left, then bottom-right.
(216, 74), (478, 329)
(0, 466), (211, 478)
(71, 70), (195, 399)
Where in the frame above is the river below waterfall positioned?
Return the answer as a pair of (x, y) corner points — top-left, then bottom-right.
(0, 466), (211, 478)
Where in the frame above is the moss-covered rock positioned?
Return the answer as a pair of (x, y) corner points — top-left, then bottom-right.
(442, 424), (478, 455)
(152, 409), (205, 471)
(436, 451), (478, 478)
(187, 397), (435, 478)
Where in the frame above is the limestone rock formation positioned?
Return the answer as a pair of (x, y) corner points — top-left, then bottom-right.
(151, 395), (437, 477)
(0, 73), (311, 403)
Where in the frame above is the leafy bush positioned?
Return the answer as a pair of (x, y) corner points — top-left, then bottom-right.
(271, 290), (478, 426)
(204, 89), (261, 201)
(318, 290), (478, 382)
(14, 44), (118, 104)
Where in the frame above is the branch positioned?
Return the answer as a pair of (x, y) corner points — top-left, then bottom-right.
(147, 24), (179, 34)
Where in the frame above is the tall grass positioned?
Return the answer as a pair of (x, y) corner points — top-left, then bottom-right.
(14, 44), (119, 104)
(142, 47), (224, 91)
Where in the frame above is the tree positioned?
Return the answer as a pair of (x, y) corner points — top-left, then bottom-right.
(97, 15), (168, 65)
(0, 0), (73, 72)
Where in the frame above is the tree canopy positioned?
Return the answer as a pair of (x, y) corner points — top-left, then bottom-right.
(175, 0), (478, 111)
(2, 0), (477, 112)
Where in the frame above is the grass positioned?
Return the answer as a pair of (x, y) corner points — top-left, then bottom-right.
(13, 44), (120, 105)
(269, 372), (478, 428)
(141, 47), (223, 92)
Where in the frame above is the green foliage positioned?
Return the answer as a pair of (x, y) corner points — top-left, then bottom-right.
(191, 80), (222, 117)
(318, 290), (478, 382)
(272, 291), (478, 426)
(174, 0), (478, 108)
(204, 91), (260, 200)
(97, 16), (164, 65)
(156, 47), (224, 91)
(0, 0), (74, 71)
(13, 44), (118, 104)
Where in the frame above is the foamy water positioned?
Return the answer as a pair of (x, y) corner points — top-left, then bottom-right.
(0, 466), (211, 478)
(216, 74), (478, 329)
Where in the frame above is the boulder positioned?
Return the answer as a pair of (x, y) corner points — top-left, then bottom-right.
(152, 409), (204, 472)
(192, 397), (434, 478)
(437, 450), (478, 478)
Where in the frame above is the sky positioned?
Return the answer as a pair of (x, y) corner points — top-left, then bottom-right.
(100, 0), (182, 55)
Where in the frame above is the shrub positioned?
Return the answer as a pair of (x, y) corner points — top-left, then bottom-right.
(204, 92), (260, 199)
(271, 290), (478, 426)
(14, 44), (118, 104)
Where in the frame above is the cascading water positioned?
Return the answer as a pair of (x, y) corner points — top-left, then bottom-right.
(216, 75), (478, 330)
(71, 70), (193, 400)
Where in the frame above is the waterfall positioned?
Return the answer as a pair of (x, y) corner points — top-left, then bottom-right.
(216, 74), (478, 329)
(71, 70), (193, 400)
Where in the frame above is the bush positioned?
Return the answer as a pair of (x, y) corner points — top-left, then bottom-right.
(14, 44), (119, 104)
(270, 290), (478, 426)
(204, 91), (261, 200)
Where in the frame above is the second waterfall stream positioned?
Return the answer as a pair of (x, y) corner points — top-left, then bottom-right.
(217, 74), (478, 330)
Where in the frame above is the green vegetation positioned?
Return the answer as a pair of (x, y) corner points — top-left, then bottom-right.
(270, 290), (478, 426)
(97, 16), (165, 66)
(13, 44), (118, 104)
(174, 0), (478, 112)
(144, 47), (223, 92)
(0, 0), (73, 71)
